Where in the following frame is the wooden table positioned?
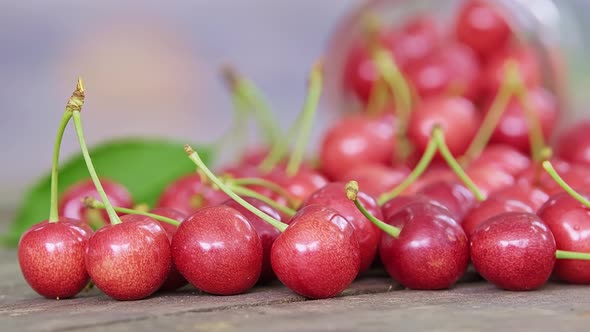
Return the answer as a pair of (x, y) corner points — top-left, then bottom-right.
(1, 249), (590, 331)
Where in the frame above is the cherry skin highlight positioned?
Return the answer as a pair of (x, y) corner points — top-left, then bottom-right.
(556, 121), (590, 167)
(418, 180), (476, 221)
(59, 178), (132, 227)
(468, 144), (531, 176)
(538, 192), (590, 284)
(380, 202), (469, 289)
(470, 212), (556, 291)
(149, 208), (189, 292)
(18, 219), (91, 299)
(461, 197), (532, 238)
(156, 173), (228, 215)
(171, 205), (262, 295)
(341, 164), (411, 198)
(264, 167), (328, 205)
(85, 214), (171, 300)
(381, 195), (449, 221)
(303, 182), (381, 272)
(271, 205), (361, 299)
(223, 197), (282, 283)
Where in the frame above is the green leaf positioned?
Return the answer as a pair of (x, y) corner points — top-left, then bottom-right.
(2, 138), (213, 247)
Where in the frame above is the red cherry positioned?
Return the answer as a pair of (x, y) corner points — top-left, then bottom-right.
(223, 197), (282, 284)
(156, 173), (228, 215)
(556, 121), (590, 167)
(85, 214), (171, 300)
(455, 0), (511, 58)
(59, 178), (132, 227)
(481, 47), (541, 96)
(264, 168), (328, 204)
(405, 43), (481, 100)
(466, 165), (514, 197)
(319, 113), (395, 180)
(418, 180), (476, 220)
(18, 219), (91, 299)
(381, 195), (449, 221)
(380, 202), (469, 289)
(149, 208), (188, 292)
(487, 87), (558, 153)
(461, 197), (532, 238)
(171, 205), (262, 295)
(492, 183), (549, 212)
(340, 164), (410, 198)
(271, 205), (361, 299)
(303, 182), (381, 272)
(518, 160), (590, 196)
(470, 212), (556, 291)
(406, 165), (456, 194)
(538, 192), (590, 284)
(408, 96), (480, 157)
(468, 144), (531, 176)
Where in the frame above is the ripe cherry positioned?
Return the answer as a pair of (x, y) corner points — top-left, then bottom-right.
(468, 144), (531, 176)
(381, 195), (449, 221)
(156, 173), (228, 215)
(418, 180), (475, 221)
(481, 46), (541, 97)
(341, 164), (410, 198)
(461, 197), (532, 238)
(556, 121), (590, 167)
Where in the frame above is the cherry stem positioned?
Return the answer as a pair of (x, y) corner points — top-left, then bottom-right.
(556, 250), (590, 260)
(228, 177), (300, 208)
(512, 74), (546, 163)
(70, 80), (122, 225)
(433, 128), (486, 202)
(377, 134), (437, 205)
(185, 144), (288, 232)
(83, 197), (180, 226)
(48, 112), (73, 222)
(365, 77), (389, 116)
(373, 48), (414, 163)
(229, 185), (296, 217)
(460, 61), (519, 166)
(221, 65), (281, 144)
(285, 60), (323, 177)
(542, 160), (590, 208)
(346, 181), (400, 238)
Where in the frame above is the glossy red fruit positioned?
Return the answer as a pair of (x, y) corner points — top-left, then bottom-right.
(381, 195), (449, 221)
(455, 0), (511, 58)
(556, 121), (590, 167)
(538, 192), (590, 284)
(59, 178), (132, 228)
(303, 182), (381, 272)
(481, 46), (541, 96)
(171, 205), (262, 295)
(264, 168), (328, 205)
(319, 113), (395, 181)
(487, 88), (558, 153)
(461, 197), (532, 238)
(408, 96), (480, 157)
(492, 183), (549, 212)
(271, 205), (361, 299)
(470, 212), (556, 291)
(405, 43), (481, 100)
(340, 164), (410, 198)
(18, 219), (91, 299)
(517, 160), (590, 196)
(85, 214), (171, 300)
(156, 173), (228, 215)
(149, 208), (188, 292)
(469, 144), (531, 176)
(406, 165), (456, 194)
(466, 165), (514, 197)
(223, 197), (282, 283)
(381, 202), (469, 289)
(418, 180), (475, 221)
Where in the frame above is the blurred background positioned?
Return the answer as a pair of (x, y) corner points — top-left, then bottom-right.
(0, 0), (359, 230)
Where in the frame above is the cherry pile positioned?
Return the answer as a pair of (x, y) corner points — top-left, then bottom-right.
(17, 0), (590, 302)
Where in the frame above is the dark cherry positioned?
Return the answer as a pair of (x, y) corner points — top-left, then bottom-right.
(468, 144), (531, 176)
(59, 178), (132, 227)
(85, 214), (171, 300)
(380, 202), (469, 289)
(319, 113), (395, 181)
(470, 212), (556, 291)
(171, 205), (262, 295)
(455, 0), (511, 58)
(481, 46), (541, 96)
(556, 121), (590, 167)
(18, 219), (91, 299)
(538, 192), (590, 284)
(487, 87), (559, 153)
(271, 205), (361, 299)
(303, 182), (381, 272)
(408, 96), (480, 157)
(418, 180), (476, 221)
(223, 197), (282, 283)
(149, 208), (188, 292)
(381, 195), (449, 221)
(156, 173), (228, 215)
(340, 164), (411, 198)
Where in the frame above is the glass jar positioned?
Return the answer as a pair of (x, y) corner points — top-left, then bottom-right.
(323, 0), (590, 124)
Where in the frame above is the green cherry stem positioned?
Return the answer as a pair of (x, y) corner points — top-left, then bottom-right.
(556, 250), (590, 260)
(460, 61), (519, 166)
(48, 112), (73, 222)
(228, 177), (300, 208)
(83, 197), (180, 226)
(229, 186), (296, 217)
(433, 127), (486, 202)
(185, 144), (288, 232)
(346, 181), (400, 238)
(285, 60), (323, 177)
(542, 160), (590, 208)
(365, 77), (389, 116)
(377, 134), (437, 205)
